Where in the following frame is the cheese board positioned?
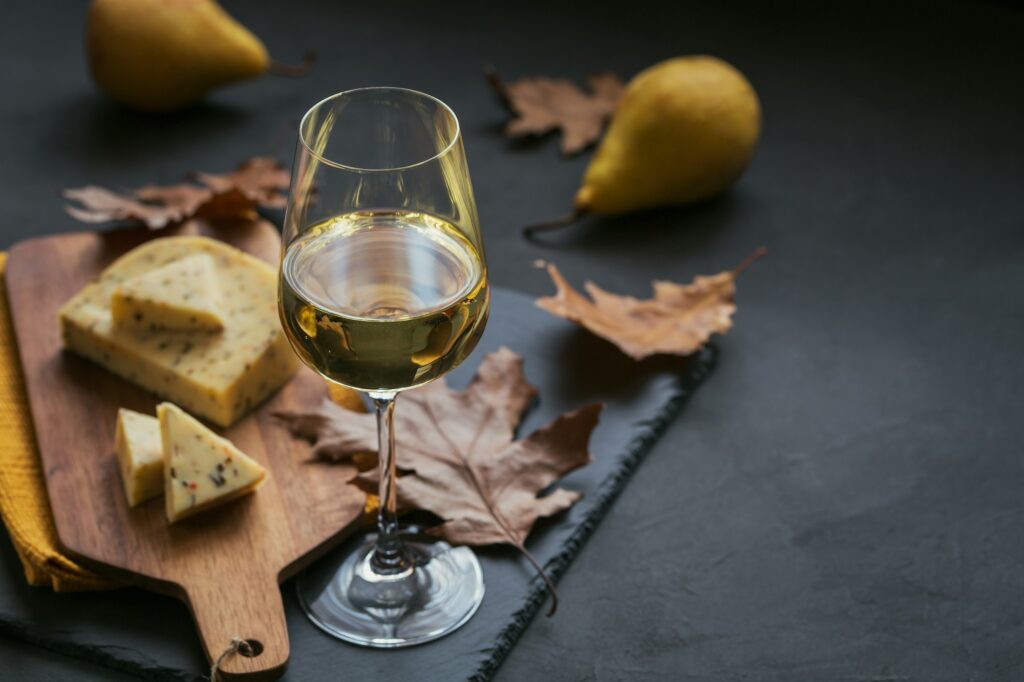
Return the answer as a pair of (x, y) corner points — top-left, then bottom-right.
(5, 220), (368, 680)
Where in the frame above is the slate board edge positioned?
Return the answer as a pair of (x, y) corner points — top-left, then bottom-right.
(471, 345), (718, 682)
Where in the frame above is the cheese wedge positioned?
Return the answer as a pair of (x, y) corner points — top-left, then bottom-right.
(114, 408), (164, 506)
(59, 236), (298, 427)
(111, 253), (224, 332)
(158, 402), (266, 522)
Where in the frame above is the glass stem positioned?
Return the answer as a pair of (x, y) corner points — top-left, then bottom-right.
(369, 392), (408, 574)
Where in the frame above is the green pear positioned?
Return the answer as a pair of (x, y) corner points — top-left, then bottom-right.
(87, 0), (270, 112)
(575, 56), (761, 217)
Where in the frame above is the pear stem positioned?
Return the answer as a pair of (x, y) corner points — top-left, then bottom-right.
(522, 210), (584, 238)
(268, 50), (317, 78)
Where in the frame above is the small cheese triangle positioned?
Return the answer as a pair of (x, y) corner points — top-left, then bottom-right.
(114, 408), (164, 507)
(158, 402), (266, 523)
(111, 253), (225, 332)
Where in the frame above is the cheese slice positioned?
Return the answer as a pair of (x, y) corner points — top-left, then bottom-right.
(111, 253), (224, 332)
(59, 236), (298, 427)
(158, 402), (266, 522)
(114, 408), (164, 507)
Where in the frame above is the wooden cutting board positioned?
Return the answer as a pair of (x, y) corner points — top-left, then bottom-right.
(5, 220), (368, 680)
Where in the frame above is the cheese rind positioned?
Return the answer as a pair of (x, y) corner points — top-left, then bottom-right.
(58, 236), (298, 427)
(158, 402), (266, 522)
(111, 253), (225, 332)
(114, 408), (164, 506)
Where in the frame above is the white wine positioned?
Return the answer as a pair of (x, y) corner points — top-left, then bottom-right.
(279, 210), (489, 392)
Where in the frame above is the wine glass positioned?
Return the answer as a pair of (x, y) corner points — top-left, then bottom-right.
(279, 88), (489, 647)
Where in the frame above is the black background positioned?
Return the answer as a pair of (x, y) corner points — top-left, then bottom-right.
(2, 0), (1023, 680)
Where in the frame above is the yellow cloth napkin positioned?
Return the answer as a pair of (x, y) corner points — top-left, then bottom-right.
(0, 253), (115, 591)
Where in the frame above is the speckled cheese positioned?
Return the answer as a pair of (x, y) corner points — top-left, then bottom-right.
(58, 236), (298, 427)
(114, 408), (164, 507)
(111, 253), (225, 332)
(158, 402), (266, 523)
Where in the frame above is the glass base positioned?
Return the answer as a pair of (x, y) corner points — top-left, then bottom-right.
(297, 533), (485, 648)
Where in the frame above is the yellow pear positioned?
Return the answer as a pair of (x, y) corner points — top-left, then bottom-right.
(87, 0), (270, 111)
(575, 56), (761, 217)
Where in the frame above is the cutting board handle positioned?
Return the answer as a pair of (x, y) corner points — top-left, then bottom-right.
(183, 571), (289, 680)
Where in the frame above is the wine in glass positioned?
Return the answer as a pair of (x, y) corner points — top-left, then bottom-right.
(279, 88), (489, 647)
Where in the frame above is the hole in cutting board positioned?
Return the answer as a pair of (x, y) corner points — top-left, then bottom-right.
(240, 639), (264, 657)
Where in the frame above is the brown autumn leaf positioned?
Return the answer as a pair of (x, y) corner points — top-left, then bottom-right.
(63, 157), (288, 230)
(133, 184), (217, 216)
(276, 347), (602, 613)
(536, 248), (767, 360)
(63, 185), (201, 229)
(487, 66), (625, 155)
(193, 156), (290, 209)
(191, 188), (259, 224)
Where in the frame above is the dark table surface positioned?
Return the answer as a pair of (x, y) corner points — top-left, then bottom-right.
(2, 0), (1023, 680)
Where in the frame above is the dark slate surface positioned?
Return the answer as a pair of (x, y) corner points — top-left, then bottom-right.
(0, 634), (140, 682)
(1, 0), (1024, 680)
(0, 287), (712, 680)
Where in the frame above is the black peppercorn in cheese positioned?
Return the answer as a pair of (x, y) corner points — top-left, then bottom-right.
(58, 236), (298, 427)
(111, 253), (225, 332)
(157, 402), (266, 523)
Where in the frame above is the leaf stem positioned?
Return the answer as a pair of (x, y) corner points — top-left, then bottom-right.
(484, 64), (510, 105)
(515, 542), (559, 616)
(733, 246), (768, 276)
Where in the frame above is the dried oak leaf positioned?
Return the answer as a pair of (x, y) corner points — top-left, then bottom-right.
(487, 66), (625, 155)
(193, 156), (290, 209)
(63, 185), (203, 229)
(276, 347), (602, 614)
(536, 248), (766, 360)
(191, 189), (259, 224)
(63, 157), (288, 230)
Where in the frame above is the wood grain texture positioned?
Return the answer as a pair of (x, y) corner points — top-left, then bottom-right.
(5, 220), (368, 680)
